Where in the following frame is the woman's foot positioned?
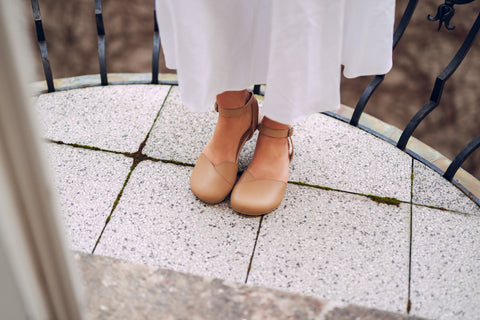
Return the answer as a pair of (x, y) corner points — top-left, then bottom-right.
(190, 89), (259, 204)
(230, 117), (293, 215)
(245, 117), (291, 183)
(202, 89), (253, 165)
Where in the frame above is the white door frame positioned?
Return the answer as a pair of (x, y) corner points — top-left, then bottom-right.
(0, 1), (84, 318)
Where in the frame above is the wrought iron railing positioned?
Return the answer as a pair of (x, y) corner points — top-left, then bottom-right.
(29, 0), (480, 207)
(338, 0), (480, 206)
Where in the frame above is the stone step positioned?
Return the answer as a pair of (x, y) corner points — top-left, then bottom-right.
(77, 252), (425, 320)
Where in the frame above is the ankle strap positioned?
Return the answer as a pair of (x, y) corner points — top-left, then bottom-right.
(258, 124), (293, 138)
(258, 124), (294, 162)
(215, 93), (253, 118)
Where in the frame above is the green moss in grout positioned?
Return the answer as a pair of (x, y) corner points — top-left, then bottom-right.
(47, 139), (129, 156)
(160, 159), (195, 167)
(289, 181), (335, 191)
(92, 160), (136, 253)
(367, 194), (401, 206)
(131, 152), (148, 165)
(424, 204), (449, 211)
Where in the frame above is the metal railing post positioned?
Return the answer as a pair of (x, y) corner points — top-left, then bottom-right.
(94, 0), (108, 85)
(30, 0), (55, 92)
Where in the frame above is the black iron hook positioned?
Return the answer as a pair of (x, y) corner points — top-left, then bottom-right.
(428, 0), (475, 31)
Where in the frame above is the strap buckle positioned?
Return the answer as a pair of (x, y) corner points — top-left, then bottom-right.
(287, 127), (294, 137)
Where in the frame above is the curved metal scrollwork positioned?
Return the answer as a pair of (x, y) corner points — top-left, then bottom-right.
(428, 0), (475, 31)
(349, 0), (418, 127)
(397, 10), (480, 150)
(444, 134), (480, 181)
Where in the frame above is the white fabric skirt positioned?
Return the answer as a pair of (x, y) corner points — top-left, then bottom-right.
(156, 0), (395, 124)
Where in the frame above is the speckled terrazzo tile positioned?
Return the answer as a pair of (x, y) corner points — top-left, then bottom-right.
(94, 160), (259, 282)
(247, 184), (410, 314)
(290, 113), (412, 201)
(412, 160), (480, 215)
(43, 143), (132, 253)
(410, 205), (480, 320)
(143, 86), (258, 169)
(34, 85), (170, 152)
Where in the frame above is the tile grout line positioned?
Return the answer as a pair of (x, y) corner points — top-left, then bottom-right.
(45, 138), (476, 216)
(48, 137), (461, 214)
(91, 85), (174, 254)
(288, 181), (405, 206)
(45, 139), (195, 168)
(407, 158), (414, 314)
(45, 139), (132, 157)
(288, 180), (470, 214)
(48, 137), (460, 215)
(91, 158), (137, 253)
(244, 215), (264, 284)
(45, 135), (411, 209)
(136, 85), (174, 154)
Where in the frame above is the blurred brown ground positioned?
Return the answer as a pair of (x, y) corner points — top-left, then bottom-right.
(25, 0), (480, 179)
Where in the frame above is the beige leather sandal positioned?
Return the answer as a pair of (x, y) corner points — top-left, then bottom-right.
(190, 92), (259, 204)
(230, 123), (294, 215)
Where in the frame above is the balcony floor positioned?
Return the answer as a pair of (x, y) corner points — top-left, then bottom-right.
(34, 83), (480, 320)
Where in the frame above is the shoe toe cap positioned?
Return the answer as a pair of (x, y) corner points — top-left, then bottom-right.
(190, 154), (237, 204)
(231, 179), (287, 215)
